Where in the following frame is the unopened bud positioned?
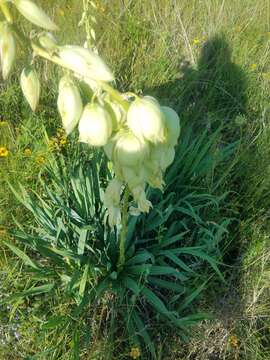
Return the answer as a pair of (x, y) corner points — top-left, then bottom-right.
(79, 103), (112, 146)
(57, 76), (83, 135)
(20, 66), (40, 112)
(0, 23), (16, 80)
(13, 0), (58, 31)
(58, 45), (114, 82)
(127, 96), (166, 144)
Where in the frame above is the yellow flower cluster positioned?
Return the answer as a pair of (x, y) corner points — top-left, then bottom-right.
(129, 346), (141, 359)
(0, 146), (9, 157)
(49, 128), (68, 151)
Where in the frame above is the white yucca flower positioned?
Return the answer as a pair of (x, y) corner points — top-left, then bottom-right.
(114, 131), (149, 167)
(132, 185), (152, 213)
(161, 106), (181, 147)
(127, 96), (166, 144)
(58, 45), (114, 82)
(20, 66), (40, 112)
(13, 0), (58, 31)
(79, 103), (112, 146)
(0, 22), (16, 80)
(57, 76), (83, 135)
(103, 178), (123, 227)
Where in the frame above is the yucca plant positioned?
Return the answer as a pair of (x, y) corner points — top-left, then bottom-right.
(0, 0), (235, 358)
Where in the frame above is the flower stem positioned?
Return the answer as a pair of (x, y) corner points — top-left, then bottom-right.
(117, 186), (130, 271)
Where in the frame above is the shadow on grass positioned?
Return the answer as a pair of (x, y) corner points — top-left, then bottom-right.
(145, 35), (254, 359)
(147, 34), (248, 140)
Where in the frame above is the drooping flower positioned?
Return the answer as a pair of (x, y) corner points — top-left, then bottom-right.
(161, 106), (181, 147)
(57, 75), (83, 135)
(131, 185), (152, 213)
(114, 131), (149, 168)
(0, 22), (16, 80)
(13, 0), (58, 31)
(58, 45), (114, 82)
(79, 103), (112, 146)
(20, 66), (40, 112)
(127, 96), (166, 144)
(103, 178), (123, 227)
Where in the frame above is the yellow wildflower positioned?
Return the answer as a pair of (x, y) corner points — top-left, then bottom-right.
(0, 120), (7, 126)
(59, 137), (67, 146)
(250, 63), (257, 71)
(35, 155), (46, 165)
(129, 346), (141, 359)
(24, 148), (32, 156)
(0, 147), (9, 157)
(229, 335), (238, 348)
(193, 38), (200, 45)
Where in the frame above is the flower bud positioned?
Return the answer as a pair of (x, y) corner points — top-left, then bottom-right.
(161, 106), (181, 147)
(127, 96), (166, 144)
(58, 45), (114, 82)
(57, 76), (83, 135)
(20, 66), (40, 112)
(79, 103), (112, 146)
(13, 0), (58, 31)
(114, 131), (149, 168)
(0, 23), (16, 80)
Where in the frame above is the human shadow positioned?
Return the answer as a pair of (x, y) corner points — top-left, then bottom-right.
(146, 34), (248, 140)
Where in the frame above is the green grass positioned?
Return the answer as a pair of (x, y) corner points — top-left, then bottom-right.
(0, 0), (270, 359)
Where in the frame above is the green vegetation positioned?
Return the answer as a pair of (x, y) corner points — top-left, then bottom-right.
(0, 0), (269, 359)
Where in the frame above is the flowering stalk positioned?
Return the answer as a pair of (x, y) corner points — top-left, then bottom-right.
(117, 187), (130, 271)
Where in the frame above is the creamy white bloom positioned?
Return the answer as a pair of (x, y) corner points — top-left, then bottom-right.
(127, 96), (166, 144)
(79, 103), (112, 146)
(121, 166), (148, 189)
(20, 66), (40, 112)
(58, 45), (114, 82)
(57, 76), (83, 135)
(103, 178), (123, 227)
(161, 106), (181, 147)
(13, 0), (58, 31)
(150, 144), (175, 172)
(0, 23), (16, 80)
(132, 185), (152, 213)
(114, 131), (149, 167)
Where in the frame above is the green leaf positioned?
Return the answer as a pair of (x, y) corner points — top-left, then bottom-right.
(0, 283), (55, 305)
(160, 250), (195, 274)
(4, 242), (40, 270)
(78, 228), (88, 255)
(79, 264), (89, 298)
(141, 287), (170, 316)
(132, 310), (156, 358)
(178, 280), (208, 311)
(126, 250), (154, 266)
(41, 315), (68, 330)
(148, 277), (185, 293)
(122, 276), (141, 295)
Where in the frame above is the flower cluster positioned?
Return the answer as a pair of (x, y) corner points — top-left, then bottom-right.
(0, 0), (181, 227)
